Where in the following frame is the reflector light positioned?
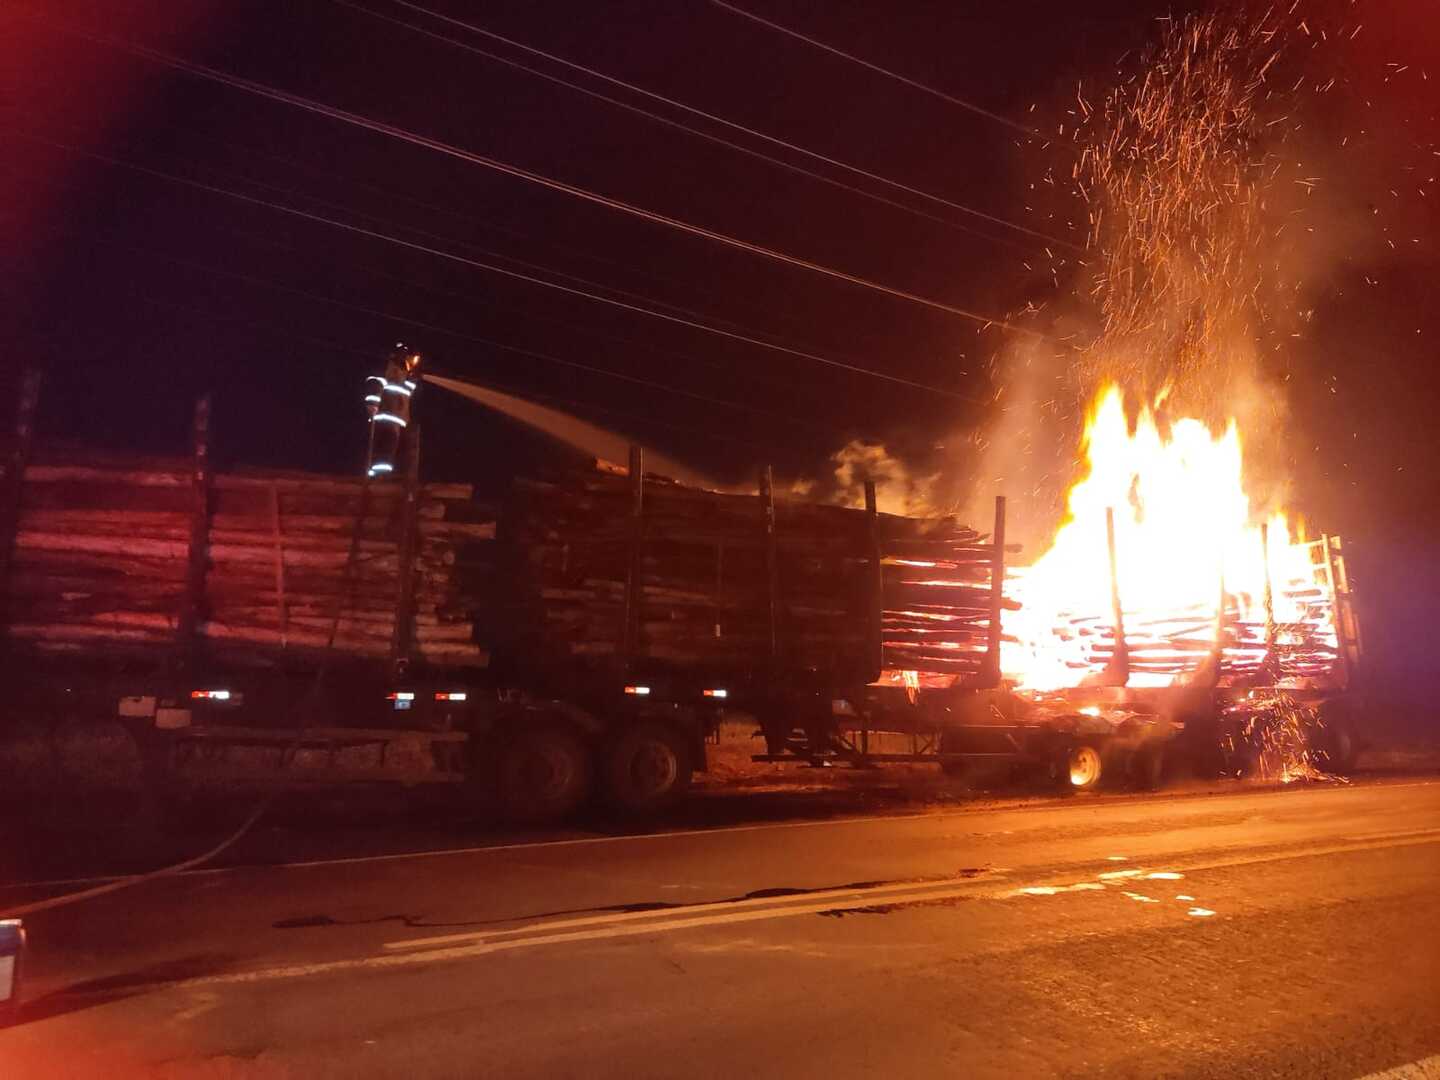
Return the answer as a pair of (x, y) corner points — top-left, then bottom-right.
(703, 689), (728, 699)
(385, 382), (413, 397)
(190, 689), (231, 701)
(368, 463), (394, 476)
(374, 412), (407, 427)
(364, 394), (382, 404)
(624, 685), (651, 695)
(435, 691), (468, 702)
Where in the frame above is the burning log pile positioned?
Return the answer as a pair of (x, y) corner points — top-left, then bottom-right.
(1002, 390), (1352, 692)
(1026, 577), (1342, 689)
(3, 447), (495, 668)
(494, 465), (1005, 680)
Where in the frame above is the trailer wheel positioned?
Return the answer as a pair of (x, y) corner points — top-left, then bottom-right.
(604, 723), (692, 816)
(498, 724), (592, 825)
(1064, 744), (1104, 792)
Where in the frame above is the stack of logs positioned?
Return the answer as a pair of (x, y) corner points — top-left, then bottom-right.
(496, 465), (1006, 680)
(1, 445), (1006, 682)
(3, 446), (495, 668)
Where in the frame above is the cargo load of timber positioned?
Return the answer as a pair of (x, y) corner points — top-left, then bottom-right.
(3, 444), (495, 669)
(490, 460), (1008, 683)
(2, 443), (1008, 683)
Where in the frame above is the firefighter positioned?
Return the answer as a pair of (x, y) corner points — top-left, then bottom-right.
(366, 344), (421, 478)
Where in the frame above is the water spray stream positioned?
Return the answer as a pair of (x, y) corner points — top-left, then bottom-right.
(426, 374), (720, 489)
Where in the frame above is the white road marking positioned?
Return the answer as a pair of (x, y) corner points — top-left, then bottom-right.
(1355, 1053), (1440, 1079)
(996, 831), (1440, 902)
(170, 990), (219, 1024)
(182, 879), (1002, 988)
(384, 875), (998, 952)
(22, 829), (1440, 1008)
(5, 779), (1434, 893)
(91, 827), (1437, 995)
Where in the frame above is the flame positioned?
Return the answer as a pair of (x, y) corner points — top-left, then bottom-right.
(1003, 385), (1339, 690)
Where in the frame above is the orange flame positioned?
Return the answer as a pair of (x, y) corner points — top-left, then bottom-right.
(1003, 385), (1339, 690)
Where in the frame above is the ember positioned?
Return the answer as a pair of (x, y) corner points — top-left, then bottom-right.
(997, 7), (1358, 700)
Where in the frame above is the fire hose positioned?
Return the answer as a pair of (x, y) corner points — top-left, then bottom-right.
(1, 475), (379, 921)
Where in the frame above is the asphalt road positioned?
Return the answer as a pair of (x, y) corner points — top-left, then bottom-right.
(2, 779), (1439, 1079)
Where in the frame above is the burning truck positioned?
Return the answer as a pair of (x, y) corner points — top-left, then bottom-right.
(830, 383), (1365, 792)
(0, 363), (1361, 825)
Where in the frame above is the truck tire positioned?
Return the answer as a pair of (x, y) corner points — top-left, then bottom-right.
(498, 724), (593, 825)
(1061, 744), (1104, 793)
(604, 722), (693, 816)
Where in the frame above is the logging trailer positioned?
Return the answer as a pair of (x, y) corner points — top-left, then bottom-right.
(0, 370), (1365, 825)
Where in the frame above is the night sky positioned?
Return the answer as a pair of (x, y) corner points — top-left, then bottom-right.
(3, 1), (1437, 704)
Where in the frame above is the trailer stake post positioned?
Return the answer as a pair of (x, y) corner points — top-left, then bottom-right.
(176, 394), (214, 668)
(760, 465), (780, 668)
(982, 495), (1007, 686)
(621, 445), (645, 668)
(863, 479), (883, 685)
(0, 369), (41, 637)
(1101, 505), (1130, 685)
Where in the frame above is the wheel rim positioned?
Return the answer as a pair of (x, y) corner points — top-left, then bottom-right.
(521, 745), (577, 801)
(628, 739), (678, 798)
(1069, 746), (1101, 788)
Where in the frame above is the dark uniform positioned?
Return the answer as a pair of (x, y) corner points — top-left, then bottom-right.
(366, 345), (421, 478)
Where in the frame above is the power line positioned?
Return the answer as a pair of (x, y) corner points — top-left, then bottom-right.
(708, 0), (1042, 139)
(7, 146), (827, 395)
(187, 211), (820, 399)
(335, 0), (1052, 254)
(371, 0), (1076, 250)
(131, 292), (790, 450)
(182, 147), (787, 340)
(32, 14), (1044, 344)
(10, 129), (987, 401)
(16, 204), (845, 431)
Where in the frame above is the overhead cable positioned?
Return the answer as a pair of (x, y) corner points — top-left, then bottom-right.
(23, 202), (852, 428)
(32, 14), (1044, 346)
(9, 130), (989, 401)
(708, 0), (1042, 139)
(339, 0), (1064, 252)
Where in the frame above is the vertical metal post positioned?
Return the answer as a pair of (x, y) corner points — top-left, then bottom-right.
(621, 445), (645, 666)
(983, 495), (1007, 685)
(0, 370), (42, 628)
(176, 395), (213, 661)
(1103, 506), (1129, 684)
(863, 479), (883, 684)
(1320, 533), (1354, 686)
(713, 543), (724, 640)
(391, 419), (421, 671)
(271, 484), (288, 649)
(760, 465), (780, 666)
(1259, 521), (1276, 654)
(1329, 537), (1364, 660)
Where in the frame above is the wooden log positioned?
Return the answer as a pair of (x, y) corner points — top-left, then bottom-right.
(15, 530), (190, 560)
(22, 465), (190, 487)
